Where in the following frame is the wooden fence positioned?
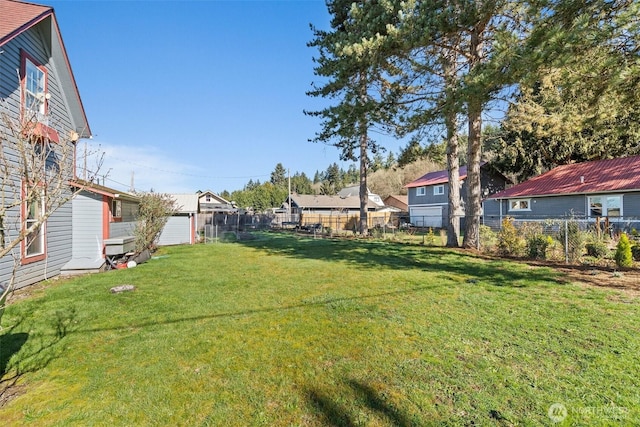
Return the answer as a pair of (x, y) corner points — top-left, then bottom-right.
(300, 212), (395, 232)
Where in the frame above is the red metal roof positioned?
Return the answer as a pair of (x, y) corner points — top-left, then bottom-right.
(0, 0), (51, 46)
(405, 165), (469, 188)
(489, 156), (640, 199)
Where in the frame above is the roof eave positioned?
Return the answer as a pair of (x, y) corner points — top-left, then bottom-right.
(489, 188), (640, 200)
(49, 13), (92, 138)
(0, 8), (51, 47)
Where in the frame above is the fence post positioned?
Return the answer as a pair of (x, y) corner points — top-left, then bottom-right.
(477, 215), (480, 251)
(564, 220), (569, 264)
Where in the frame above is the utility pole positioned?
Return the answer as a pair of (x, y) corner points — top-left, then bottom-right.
(288, 168), (291, 222)
(83, 141), (87, 181)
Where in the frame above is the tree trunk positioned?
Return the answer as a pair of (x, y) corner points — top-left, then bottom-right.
(463, 26), (484, 249)
(358, 73), (369, 236)
(359, 130), (369, 236)
(463, 100), (482, 249)
(443, 49), (461, 247)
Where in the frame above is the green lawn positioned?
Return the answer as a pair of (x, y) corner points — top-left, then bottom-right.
(1, 233), (638, 426)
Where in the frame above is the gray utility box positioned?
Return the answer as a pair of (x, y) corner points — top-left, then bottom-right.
(104, 236), (136, 256)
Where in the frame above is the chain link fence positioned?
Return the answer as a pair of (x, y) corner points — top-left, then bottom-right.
(481, 215), (640, 267)
(199, 213), (273, 243)
(197, 211), (639, 269)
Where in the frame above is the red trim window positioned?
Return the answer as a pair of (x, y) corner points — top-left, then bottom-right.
(111, 199), (122, 222)
(21, 51), (48, 121)
(20, 51), (59, 143)
(21, 183), (47, 264)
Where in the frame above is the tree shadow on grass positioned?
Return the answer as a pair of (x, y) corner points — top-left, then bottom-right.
(347, 380), (412, 427)
(305, 379), (413, 426)
(306, 388), (355, 427)
(239, 233), (563, 288)
(0, 307), (77, 407)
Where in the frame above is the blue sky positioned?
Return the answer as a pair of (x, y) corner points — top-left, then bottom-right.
(48, 0), (381, 194)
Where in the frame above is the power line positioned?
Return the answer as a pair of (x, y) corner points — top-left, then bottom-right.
(104, 153), (271, 181)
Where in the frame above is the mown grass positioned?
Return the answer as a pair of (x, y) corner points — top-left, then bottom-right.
(0, 232), (639, 426)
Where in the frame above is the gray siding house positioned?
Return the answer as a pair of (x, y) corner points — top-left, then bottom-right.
(405, 163), (508, 228)
(1, 1), (91, 288)
(484, 156), (640, 231)
(62, 182), (139, 274)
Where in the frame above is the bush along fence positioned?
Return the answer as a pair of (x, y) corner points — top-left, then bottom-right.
(481, 215), (640, 269)
(197, 210), (640, 269)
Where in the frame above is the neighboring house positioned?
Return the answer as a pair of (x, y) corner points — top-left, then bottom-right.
(285, 193), (391, 231)
(405, 163), (508, 228)
(196, 190), (237, 238)
(0, 0), (91, 288)
(197, 190), (235, 213)
(158, 194), (199, 246)
(337, 185), (385, 209)
(62, 181), (139, 275)
(484, 156), (640, 230)
(287, 193), (383, 216)
(383, 195), (408, 213)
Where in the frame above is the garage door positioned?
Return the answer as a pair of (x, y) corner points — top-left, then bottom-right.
(157, 216), (191, 246)
(409, 206), (443, 228)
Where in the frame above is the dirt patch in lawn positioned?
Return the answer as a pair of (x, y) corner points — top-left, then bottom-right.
(464, 248), (640, 297)
(521, 259), (640, 297)
(0, 381), (25, 408)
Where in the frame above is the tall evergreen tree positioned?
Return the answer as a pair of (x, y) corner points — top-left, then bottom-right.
(270, 163), (287, 188)
(490, 1), (640, 181)
(291, 172), (313, 194)
(306, 0), (397, 235)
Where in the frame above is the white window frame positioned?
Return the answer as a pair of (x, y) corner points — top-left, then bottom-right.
(416, 186), (426, 196)
(433, 185), (445, 196)
(25, 190), (45, 258)
(508, 199), (531, 211)
(111, 199), (122, 219)
(588, 195), (622, 218)
(24, 58), (46, 119)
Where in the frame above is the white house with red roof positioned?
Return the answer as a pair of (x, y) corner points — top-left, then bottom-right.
(1, 0), (91, 288)
(405, 163), (508, 228)
(484, 156), (640, 229)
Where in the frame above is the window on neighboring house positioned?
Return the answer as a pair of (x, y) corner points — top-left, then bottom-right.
(24, 188), (45, 259)
(509, 199), (530, 211)
(111, 199), (122, 220)
(433, 185), (444, 195)
(205, 195), (212, 202)
(416, 187), (426, 196)
(589, 195), (622, 217)
(23, 55), (47, 120)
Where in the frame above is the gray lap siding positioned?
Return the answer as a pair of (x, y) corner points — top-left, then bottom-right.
(1, 23), (78, 289)
(484, 192), (640, 227)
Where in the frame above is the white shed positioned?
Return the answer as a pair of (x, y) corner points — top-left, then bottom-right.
(157, 194), (199, 246)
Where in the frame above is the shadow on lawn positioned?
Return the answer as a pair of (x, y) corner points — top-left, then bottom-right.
(306, 379), (412, 426)
(0, 307), (77, 406)
(75, 284), (435, 334)
(240, 233), (562, 287)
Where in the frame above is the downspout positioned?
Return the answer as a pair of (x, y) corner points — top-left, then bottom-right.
(102, 195), (110, 258)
